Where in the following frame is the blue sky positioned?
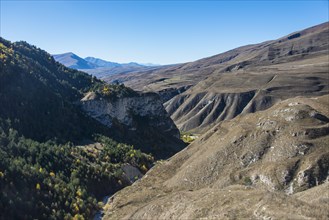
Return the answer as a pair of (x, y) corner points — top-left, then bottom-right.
(1, 1), (328, 64)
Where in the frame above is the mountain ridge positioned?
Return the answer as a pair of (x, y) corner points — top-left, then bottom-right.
(84, 56), (122, 68)
(52, 52), (97, 69)
(105, 21), (329, 134)
(53, 53), (161, 78)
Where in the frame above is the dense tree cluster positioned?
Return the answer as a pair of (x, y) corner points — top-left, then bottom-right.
(0, 38), (155, 219)
(0, 120), (153, 219)
(0, 38), (111, 144)
(99, 83), (138, 100)
(0, 38), (140, 144)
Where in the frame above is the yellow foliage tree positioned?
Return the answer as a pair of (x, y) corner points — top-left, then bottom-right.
(102, 86), (110, 95)
(141, 164), (148, 172)
(73, 203), (79, 212)
(76, 188), (82, 197)
(73, 213), (84, 220)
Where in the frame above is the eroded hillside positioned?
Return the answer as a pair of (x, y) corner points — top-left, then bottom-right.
(104, 95), (329, 219)
(106, 22), (329, 134)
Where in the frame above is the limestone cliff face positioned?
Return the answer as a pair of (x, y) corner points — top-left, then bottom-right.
(80, 92), (184, 159)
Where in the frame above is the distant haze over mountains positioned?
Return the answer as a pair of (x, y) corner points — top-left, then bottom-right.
(52, 52), (97, 69)
(84, 56), (122, 68)
(53, 52), (161, 78)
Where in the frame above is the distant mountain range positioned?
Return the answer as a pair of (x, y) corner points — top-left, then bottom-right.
(84, 56), (121, 68)
(52, 52), (160, 78)
(52, 52), (96, 69)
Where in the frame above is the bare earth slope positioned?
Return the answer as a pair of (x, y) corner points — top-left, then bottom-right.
(106, 22), (329, 134)
(104, 95), (329, 219)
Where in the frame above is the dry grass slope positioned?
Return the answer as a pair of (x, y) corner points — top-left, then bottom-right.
(103, 95), (329, 219)
(105, 22), (329, 134)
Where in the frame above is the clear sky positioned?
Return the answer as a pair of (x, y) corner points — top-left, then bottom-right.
(1, 1), (328, 64)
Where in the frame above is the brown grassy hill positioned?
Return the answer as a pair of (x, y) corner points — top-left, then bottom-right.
(166, 54), (328, 133)
(105, 22), (328, 92)
(105, 22), (329, 133)
(103, 95), (329, 219)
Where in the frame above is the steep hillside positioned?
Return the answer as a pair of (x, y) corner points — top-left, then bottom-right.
(166, 55), (329, 133)
(0, 37), (184, 157)
(106, 22), (329, 133)
(0, 38), (152, 219)
(0, 120), (154, 219)
(104, 95), (329, 219)
(0, 38), (106, 143)
(0, 38), (184, 219)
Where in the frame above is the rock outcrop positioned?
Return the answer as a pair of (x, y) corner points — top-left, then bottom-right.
(80, 91), (185, 159)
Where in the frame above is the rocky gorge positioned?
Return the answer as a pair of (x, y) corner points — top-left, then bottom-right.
(80, 91), (185, 159)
